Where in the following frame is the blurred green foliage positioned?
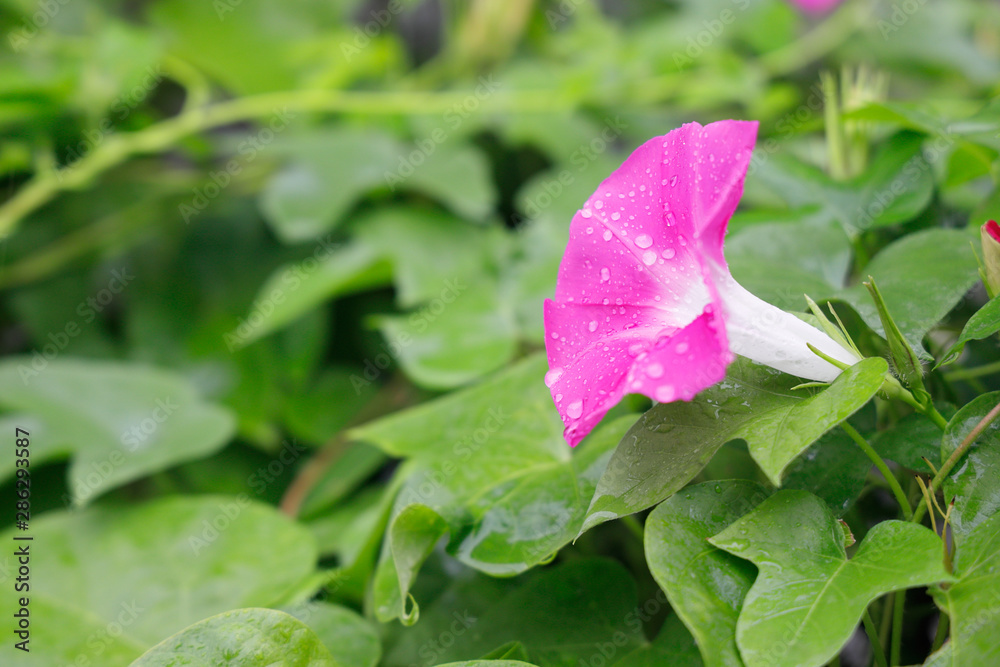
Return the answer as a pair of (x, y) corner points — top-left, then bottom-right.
(2, 0), (1000, 665)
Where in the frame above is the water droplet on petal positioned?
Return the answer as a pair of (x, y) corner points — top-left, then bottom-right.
(603, 230), (613, 241)
(611, 211), (621, 221)
(635, 234), (653, 248)
(567, 400), (584, 419)
(662, 248), (676, 259)
(646, 362), (664, 378)
(581, 209), (592, 219)
(642, 250), (657, 266)
(675, 342), (689, 354)
(588, 320), (598, 332)
(600, 267), (611, 282)
(669, 175), (678, 187)
(544, 367), (564, 387)
(594, 200), (604, 210)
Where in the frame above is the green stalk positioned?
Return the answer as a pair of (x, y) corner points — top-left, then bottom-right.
(841, 422), (913, 520)
(0, 88), (564, 239)
(863, 609), (890, 667)
(912, 397), (1000, 524)
(944, 359), (1000, 383)
(890, 589), (905, 666)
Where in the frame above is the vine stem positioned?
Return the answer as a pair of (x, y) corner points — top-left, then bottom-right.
(758, 0), (868, 76)
(841, 422), (912, 520)
(890, 589), (905, 666)
(912, 397), (1000, 524)
(863, 609), (890, 667)
(944, 359), (1000, 383)
(0, 88), (565, 239)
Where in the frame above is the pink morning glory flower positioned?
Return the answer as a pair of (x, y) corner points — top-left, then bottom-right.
(543, 120), (859, 446)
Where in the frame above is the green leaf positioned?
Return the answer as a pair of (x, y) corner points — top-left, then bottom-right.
(236, 243), (393, 345)
(375, 281), (519, 390)
(611, 615), (704, 667)
(380, 559), (643, 667)
(726, 218), (850, 311)
(924, 513), (1000, 667)
(835, 228), (980, 356)
(350, 207), (499, 309)
(130, 608), (340, 666)
(939, 295), (1000, 366)
(583, 357), (887, 531)
(150, 0), (348, 94)
(942, 392), (1000, 539)
(710, 490), (954, 667)
(283, 601), (381, 667)
(350, 355), (636, 620)
(645, 480), (770, 667)
(0, 496), (319, 666)
(780, 428), (873, 516)
(299, 442), (389, 519)
(260, 129), (495, 242)
(871, 412), (947, 473)
(373, 503), (450, 624)
(0, 358), (235, 505)
(751, 133), (934, 236)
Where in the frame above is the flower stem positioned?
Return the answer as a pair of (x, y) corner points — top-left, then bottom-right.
(890, 589), (905, 666)
(944, 359), (1000, 383)
(912, 397), (1000, 524)
(0, 88), (563, 239)
(841, 422), (913, 520)
(863, 609), (890, 667)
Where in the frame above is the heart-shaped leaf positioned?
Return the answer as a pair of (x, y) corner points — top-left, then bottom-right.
(583, 357), (886, 531)
(0, 358), (235, 505)
(645, 480), (770, 667)
(0, 496), (318, 666)
(130, 608), (339, 666)
(710, 490), (954, 667)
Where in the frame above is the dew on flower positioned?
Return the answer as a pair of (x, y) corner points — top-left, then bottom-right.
(581, 209), (592, 218)
(588, 320), (598, 332)
(662, 248), (676, 259)
(646, 362), (664, 378)
(600, 267), (611, 282)
(635, 234), (653, 248)
(544, 367), (564, 387)
(642, 250), (656, 266)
